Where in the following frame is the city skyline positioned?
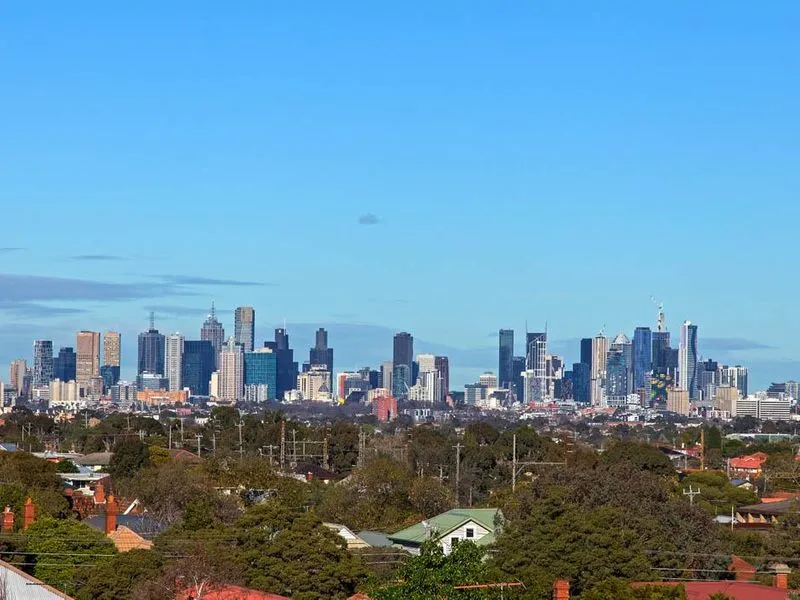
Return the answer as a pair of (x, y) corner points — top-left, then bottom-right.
(1, 304), (784, 395)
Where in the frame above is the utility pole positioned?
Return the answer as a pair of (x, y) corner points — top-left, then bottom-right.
(280, 421), (286, 470)
(168, 424), (173, 450)
(322, 437), (329, 471)
(212, 432), (216, 455)
(180, 418), (184, 446)
(195, 433), (202, 457)
(683, 485), (700, 507)
(439, 464), (444, 483)
(512, 433), (517, 493)
(700, 428), (705, 471)
(453, 443), (462, 507)
(238, 420), (244, 459)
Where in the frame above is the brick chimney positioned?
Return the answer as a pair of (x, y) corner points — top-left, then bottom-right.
(772, 563), (791, 589)
(94, 481), (106, 505)
(553, 579), (569, 600)
(1, 507), (13, 532)
(22, 498), (35, 530)
(105, 495), (118, 534)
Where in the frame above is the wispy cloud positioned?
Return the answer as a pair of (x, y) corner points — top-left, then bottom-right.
(0, 273), (180, 302)
(702, 337), (774, 351)
(158, 275), (268, 287)
(0, 247), (25, 253)
(70, 254), (127, 261)
(0, 301), (88, 317)
(357, 213), (380, 225)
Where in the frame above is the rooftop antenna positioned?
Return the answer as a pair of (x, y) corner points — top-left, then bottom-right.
(650, 296), (665, 332)
(149, 311), (155, 331)
(211, 301), (216, 319)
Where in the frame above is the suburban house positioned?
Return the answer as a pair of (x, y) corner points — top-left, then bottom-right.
(735, 497), (800, 528)
(0, 557), (75, 599)
(388, 508), (503, 555)
(728, 452), (769, 478)
(324, 523), (370, 550)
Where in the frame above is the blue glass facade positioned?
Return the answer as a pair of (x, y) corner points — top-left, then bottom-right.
(572, 362), (591, 403)
(392, 364), (411, 398)
(632, 327), (652, 392)
(100, 365), (120, 390)
(182, 340), (215, 396)
(244, 350), (277, 401)
(138, 328), (165, 375)
(53, 347), (76, 382)
(498, 329), (514, 388)
(605, 349), (628, 402)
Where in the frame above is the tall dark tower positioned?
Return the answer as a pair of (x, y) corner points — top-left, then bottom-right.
(498, 329), (514, 388)
(265, 328), (298, 400)
(201, 302), (225, 369)
(137, 312), (165, 375)
(309, 327), (333, 373)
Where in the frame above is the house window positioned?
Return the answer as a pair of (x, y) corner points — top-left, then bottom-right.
(466, 528), (474, 539)
(450, 537), (459, 547)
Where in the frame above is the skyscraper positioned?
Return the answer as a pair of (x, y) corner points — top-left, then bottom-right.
(380, 361), (394, 395)
(53, 347), (76, 383)
(678, 321), (698, 399)
(511, 356), (526, 402)
(218, 337), (244, 401)
(201, 303), (225, 369)
(244, 347), (277, 401)
(181, 340), (215, 396)
(265, 328), (298, 400)
(605, 344), (628, 405)
(9, 359), (27, 394)
(632, 327), (652, 392)
(392, 332), (413, 395)
(138, 314), (165, 376)
(103, 332), (121, 368)
(609, 332), (632, 395)
(525, 332), (547, 402)
(32, 340), (53, 387)
(309, 327), (334, 373)
(165, 333), (184, 391)
(498, 329), (514, 389)
(234, 306), (255, 352)
(581, 335), (607, 405)
(76, 331), (100, 389)
(434, 356), (450, 401)
(651, 331), (671, 373)
(572, 362), (591, 403)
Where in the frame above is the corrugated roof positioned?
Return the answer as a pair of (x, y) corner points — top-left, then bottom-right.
(388, 508), (501, 545)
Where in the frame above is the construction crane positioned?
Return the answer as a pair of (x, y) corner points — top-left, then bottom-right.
(650, 296), (665, 332)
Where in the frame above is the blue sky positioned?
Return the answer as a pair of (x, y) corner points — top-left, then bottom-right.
(1, 2), (799, 387)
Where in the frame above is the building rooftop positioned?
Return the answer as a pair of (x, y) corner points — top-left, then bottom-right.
(389, 508), (502, 546)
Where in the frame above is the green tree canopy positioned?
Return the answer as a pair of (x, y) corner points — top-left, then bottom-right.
(108, 439), (151, 479)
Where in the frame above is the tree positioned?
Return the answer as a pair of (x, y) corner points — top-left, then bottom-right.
(371, 540), (488, 600)
(680, 471), (757, 515)
(408, 476), (454, 518)
(601, 440), (675, 477)
(580, 579), (687, 599)
(77, 549), (163, 600)
(108, 439), (151, 479)
(56, 460), (79, 473)
(25, 517), (116, 593)
(232, 503), (366, 600)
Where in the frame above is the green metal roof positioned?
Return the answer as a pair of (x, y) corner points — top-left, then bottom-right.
(388, 508), (502, 545)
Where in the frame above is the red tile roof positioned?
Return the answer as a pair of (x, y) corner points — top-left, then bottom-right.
(633, 581), (789, 599)
(177, 584), (290, 599)
(730, 452), (769, 471)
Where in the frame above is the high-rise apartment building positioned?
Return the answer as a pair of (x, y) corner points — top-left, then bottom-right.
(165, 333), (184, 392)
(719, 365), (748, 399)
(218, 337), (244, 401)
(103, 331), (121, 367)
(667, 388), (690, 416)
(380, 361), (394, 397)
(581, 335), (607, 405)
(33, 340), (53, 387)
(609, 333), (632, 395)
(9, 359), (27, 394)
(651, 331), (671, 373)
(181, 340), (215, 396)
(234, 306), (255, 352)
(678, 321), (698, 400)
(309, 327), (333, 373)
(53, 347), (76, 382)
(498, 329), (514, 389)
(525, 332), (547, 402)
(632, 327), (652, 392)
(138, 314), (166, 376)
(511, 356), (525, 402)
(76, 331), (101, 389)
(201, 303), (225, 369)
